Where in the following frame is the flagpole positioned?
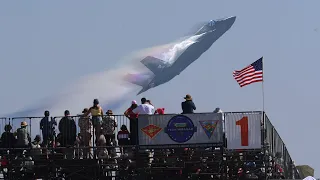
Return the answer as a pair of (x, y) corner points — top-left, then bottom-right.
(261, 56), (265, 125)
(262, 56), (265, 114)
(261, 57), (267, 180)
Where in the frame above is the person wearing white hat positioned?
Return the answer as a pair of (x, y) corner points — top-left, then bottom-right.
(15, 121), (31, 153)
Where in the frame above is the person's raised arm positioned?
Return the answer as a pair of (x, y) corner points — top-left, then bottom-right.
(51, 117), (57, 126)
(192, 101), (196, 110)
(40, 119), (43, 130)
(147, 100), (153, 106)
(114, 118), (118, 127)
(181, 102), (184, 113)
(83, 107), (91, 117)
(100, 107), (104, 118)
(58, 119), (63, 132)
(124, 108), (130, 117)
(78, 118), (82, 128)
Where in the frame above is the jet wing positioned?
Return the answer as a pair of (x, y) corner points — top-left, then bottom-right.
(137, 86), (148, 95)
(141, 56), (166, 75)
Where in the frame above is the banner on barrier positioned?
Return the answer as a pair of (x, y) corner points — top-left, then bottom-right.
(225, 113), (262, 149)
(138, 113), (223, 145)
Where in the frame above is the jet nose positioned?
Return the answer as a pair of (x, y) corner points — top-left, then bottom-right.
(226, 16), (236, 26)
(223, 16), (236, 30)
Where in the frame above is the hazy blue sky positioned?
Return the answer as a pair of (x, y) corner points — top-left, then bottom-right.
(0, 0), (319, 177)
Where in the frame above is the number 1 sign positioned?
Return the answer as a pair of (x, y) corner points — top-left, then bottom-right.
(225, 113), (262, 149)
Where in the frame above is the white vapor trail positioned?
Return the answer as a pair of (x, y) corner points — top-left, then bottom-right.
(4, 33), (204, 136)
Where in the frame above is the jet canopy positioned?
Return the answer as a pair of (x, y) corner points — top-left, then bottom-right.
(207, 20), (216, 27)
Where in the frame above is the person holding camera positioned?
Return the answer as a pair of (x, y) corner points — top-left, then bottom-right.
(40, 110), (57, 147)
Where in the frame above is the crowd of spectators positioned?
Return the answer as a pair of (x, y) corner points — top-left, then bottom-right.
(0, 94), (194, 158)
(0, 94), (294, 179)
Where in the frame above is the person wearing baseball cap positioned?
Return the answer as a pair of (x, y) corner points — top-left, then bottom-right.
(181, 94), (196, 114)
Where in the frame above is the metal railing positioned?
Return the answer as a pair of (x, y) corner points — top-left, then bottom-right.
(264, 114), (301, 179)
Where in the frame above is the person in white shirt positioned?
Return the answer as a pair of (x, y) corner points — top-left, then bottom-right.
(132, 98), (154, 115)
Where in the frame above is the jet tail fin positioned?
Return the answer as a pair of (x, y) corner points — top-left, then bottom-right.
(141, 56), (166, 75)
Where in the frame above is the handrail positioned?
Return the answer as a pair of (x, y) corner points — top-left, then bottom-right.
(11, 116), (44, 120)
(264, 113), (301, 179)
(5, 110), (264, 119)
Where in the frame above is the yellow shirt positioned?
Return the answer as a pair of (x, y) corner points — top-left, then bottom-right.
(91, 106), (102, 116)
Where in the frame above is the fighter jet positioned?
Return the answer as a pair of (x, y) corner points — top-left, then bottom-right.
(125, 16), (236, 95)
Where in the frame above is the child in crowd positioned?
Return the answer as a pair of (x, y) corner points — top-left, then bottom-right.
(96, 131), (108, 159)
(117, 125), (130, 154)
(30, 135), (42, 160)
(154, 108), (165, 115)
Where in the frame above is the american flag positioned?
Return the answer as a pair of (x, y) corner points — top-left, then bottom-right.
(233, 57), (263, 87)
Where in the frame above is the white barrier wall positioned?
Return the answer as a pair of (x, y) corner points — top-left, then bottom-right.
(225, 112), (262, 149)
(138, 113), (224, 145)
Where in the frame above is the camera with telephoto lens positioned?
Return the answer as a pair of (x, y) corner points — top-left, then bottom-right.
(50, 117), (57, 136)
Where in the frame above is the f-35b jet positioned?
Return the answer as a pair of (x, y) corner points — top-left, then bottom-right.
(125, 16), (236, 95)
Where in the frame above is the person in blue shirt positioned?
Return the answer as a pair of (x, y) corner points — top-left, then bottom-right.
(40, 110), (56, 146)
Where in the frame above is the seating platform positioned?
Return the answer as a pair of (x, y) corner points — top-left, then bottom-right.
(0, 111), (302, 179)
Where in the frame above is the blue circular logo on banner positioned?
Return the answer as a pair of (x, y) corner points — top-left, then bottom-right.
(164, 115), (197, 143)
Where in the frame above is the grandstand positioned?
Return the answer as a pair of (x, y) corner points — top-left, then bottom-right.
(0, 111), (303, 179)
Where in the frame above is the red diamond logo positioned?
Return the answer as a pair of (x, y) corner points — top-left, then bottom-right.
(141, 124), (162, 139)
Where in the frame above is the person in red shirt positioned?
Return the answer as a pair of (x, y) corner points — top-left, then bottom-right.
(124, 100), (138, 145)
(124, 100), (138, 119)
(154, 108), (165, 115)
